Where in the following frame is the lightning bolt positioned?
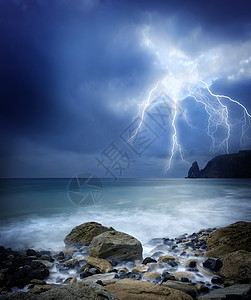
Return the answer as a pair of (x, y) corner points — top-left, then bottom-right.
(129, 75), (251, 174)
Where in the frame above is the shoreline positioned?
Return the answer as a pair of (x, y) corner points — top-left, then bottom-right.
(0, 221), (250, 299)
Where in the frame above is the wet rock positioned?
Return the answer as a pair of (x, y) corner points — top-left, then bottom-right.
(162, 280), (198, 296)
(63, 258), (79, 269)
(82, 272), (116, 283)
(30, 279), (46, 285)
(79, 271), (93, 279)
(40, 255), (53, 263)
(198, 284), (251, 299)
(89, 231), (143, 261)
(28, 284), (57, 294)
(64, 222), (114, 248)
(33, 260), (53, 269)
(85, 257), (113, 273)
(206, 221), (251, 258)
(26, 250), (38, 257)
(211, 276), (224, 284)
(158, 255), (176, 263)
(173, 272), (195, 281)
(142, 271), (161, 283)
(117, 267), (129, 273)
(28, 268), (49, 280)
(188, 260), (197, 268)
(132, 264), (149, 273)
(220, 250), (251, 283)
(142, 257), (157, 265)
(104, 278), (193, 299)
(203, 258), (222, 272)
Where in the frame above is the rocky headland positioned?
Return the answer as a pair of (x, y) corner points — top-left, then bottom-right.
(0, 221), (251, 299)
(187, 150), (251, 178)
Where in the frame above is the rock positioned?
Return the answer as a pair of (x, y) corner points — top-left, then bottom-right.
(30, 279), (46, 285)
(89, 231), (143, 261)
(132, 264), (149, 273)
(162, 280), (198, 295)
(40, 255), (53, 262)
(0, 281), (119, 300)
(28, 284), (57, 294)
(187, 161), (200, 178)
(142, 257), (157, 265)
(206, 221), (251, 258)
(63, 258), (79, 269)
(33, 260), (53, 269)
(82, 273), (117, 283)
(158, 255), (176, 263)
(64, 222), (114, 248)
(117, 267), (129, 273)
(142, 271), (161, 283)
(104, 278), (193, 299)
(0, 292), (36, 299)
(203, 258), (222, 271)
(40, 281), (118, 299)
(220, 250), (251, 283)
(28, 269), (49, 280)
(173, 271), (195, 281)
(211, 276), (224, 284)
(198, 284), (251, 299)
(85, 257), (113, 273)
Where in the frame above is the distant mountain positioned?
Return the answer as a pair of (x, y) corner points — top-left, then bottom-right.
(187, 150), (251, 178)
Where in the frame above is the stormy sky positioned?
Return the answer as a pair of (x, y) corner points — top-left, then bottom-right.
(1, 0), (251, 178)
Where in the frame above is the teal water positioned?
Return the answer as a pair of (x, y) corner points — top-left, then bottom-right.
(0, 178), (250, 253)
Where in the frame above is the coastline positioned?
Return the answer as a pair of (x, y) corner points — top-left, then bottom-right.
(0, 221), (250, 299)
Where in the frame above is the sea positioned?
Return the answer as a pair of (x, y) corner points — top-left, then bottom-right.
(0, 178), (251, 256)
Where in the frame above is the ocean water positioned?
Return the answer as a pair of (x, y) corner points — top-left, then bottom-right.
(0, 178), (251, 255)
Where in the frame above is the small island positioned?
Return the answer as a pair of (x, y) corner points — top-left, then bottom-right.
(187, 150), (251, 178)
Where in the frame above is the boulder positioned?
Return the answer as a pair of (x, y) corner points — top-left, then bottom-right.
(162, 280), (198, 295)
(64, 222), (114, 248)
(38, 281), (118, 299)
(220, 250), (251, 283)
(89, 231), (143, 261)
(206, 221), (251, 258)
(85, 256), (113, 273)
(104, 278), (193, 300)
(28, 284), (57, 294)
(198, 284), (251, 300)
(0, 281), (119, 300)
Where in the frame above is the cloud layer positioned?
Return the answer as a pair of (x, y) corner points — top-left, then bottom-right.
(1, 0), (251, 177)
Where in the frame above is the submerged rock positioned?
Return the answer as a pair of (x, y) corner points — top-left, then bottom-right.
(89, 231), (143, 261)
(206, 221), (251, 258)
(64, 222), (114, 248)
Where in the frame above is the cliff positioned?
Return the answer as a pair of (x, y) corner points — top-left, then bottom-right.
(187, 150), (251, 178)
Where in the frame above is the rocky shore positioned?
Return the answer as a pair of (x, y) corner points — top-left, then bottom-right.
(0, 221), (250, 299)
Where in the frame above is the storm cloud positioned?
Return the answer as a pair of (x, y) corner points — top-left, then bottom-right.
(1, 0), (251, 177)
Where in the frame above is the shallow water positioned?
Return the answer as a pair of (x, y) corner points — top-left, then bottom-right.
(0, 178), (250, 253)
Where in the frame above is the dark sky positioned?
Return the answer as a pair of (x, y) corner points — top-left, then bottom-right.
(1, 0), (251, 178)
